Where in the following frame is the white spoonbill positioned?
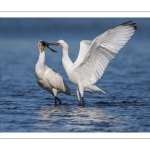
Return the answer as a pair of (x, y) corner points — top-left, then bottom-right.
(35, 40), (71, 106)
(53, 20), (137, 107)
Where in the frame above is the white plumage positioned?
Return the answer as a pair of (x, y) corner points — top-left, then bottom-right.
(35, 40), (71, 105)
(54, 21), (137, 107)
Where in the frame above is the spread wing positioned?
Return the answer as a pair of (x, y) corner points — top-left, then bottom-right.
(73, 21), (137, 85)
(74, 40), (92, 65)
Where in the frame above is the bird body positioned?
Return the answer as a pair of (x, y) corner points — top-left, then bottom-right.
(54, 21), (137, 106)
(59, 40), (106, 103)
(35, 40), (71, 105)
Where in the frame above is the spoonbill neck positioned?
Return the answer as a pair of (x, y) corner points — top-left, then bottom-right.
(37, 51), (45, 65)
(62, 47), (73, 74)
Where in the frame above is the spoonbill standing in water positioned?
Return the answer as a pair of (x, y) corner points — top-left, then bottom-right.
(35, 40), (71, 106)
(52, 21), (137, 107)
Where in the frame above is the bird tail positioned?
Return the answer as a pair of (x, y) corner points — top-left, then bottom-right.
(85, 85), (106, 94)
(65, 89), (71, 95)
(64, 84), (71, 95)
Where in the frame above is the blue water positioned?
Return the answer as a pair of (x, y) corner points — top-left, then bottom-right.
(0, 18), (150, 132)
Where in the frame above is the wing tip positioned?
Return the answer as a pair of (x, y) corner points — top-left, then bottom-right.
(118, 20), (137, 30)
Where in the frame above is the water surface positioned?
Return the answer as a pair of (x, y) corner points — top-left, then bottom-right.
(0, 18), (150, 132)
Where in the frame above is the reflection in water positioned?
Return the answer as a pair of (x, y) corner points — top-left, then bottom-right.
(36, 105), (69, 121)
(35, 104), (119, 132)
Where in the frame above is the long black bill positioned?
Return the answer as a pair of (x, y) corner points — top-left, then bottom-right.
(47, 46), (57, 53)
(44, 42), (57, 53)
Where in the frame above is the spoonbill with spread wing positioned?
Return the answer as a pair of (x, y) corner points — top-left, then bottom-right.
(52, 21), (137, 107)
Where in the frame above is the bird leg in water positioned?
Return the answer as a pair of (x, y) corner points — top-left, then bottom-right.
(76, 89), (81, 104)
(55, 97), (57, 106)
(56, 97), (62, 105)
(55, 97), (62, 106)
(81, 97), (85, 107)
(77, 90), (85, 107)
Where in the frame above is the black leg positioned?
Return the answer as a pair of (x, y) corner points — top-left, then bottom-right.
(55, 97), (57, 106)
(81, 97), (85, 108)
(78, 101), (81, 106)
(56, 97), (62, 105)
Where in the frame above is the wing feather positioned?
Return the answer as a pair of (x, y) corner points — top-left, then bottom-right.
(73, 21), (137, 85)
(45, 67), (70, 94)
(74, 40), (92, 65)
